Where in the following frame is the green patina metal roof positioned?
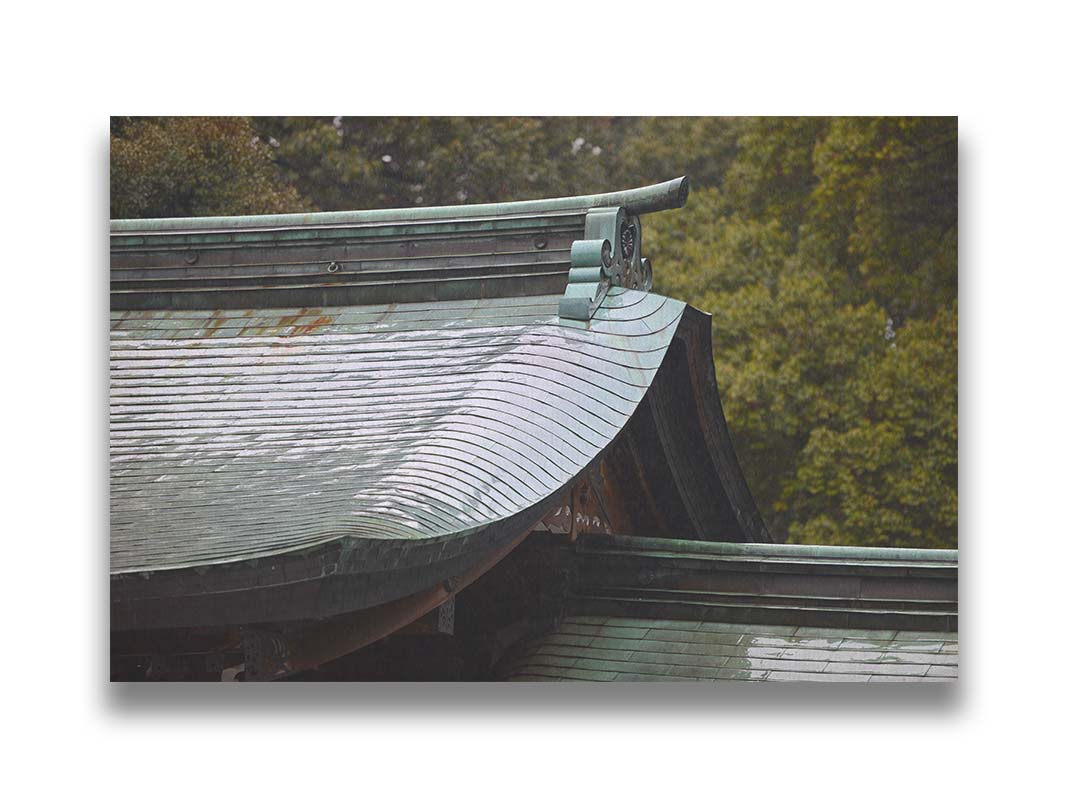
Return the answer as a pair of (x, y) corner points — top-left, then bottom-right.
(110, 290), (686, 578)
(109, 177), (687, 321)
(502, 616), (958, 683)
(109, 177), (772, 632)
(501, 535), (958, 682)
(109, 177), (958, 682)
(110, 176), (690, 233)
(578, 533), (960, 563)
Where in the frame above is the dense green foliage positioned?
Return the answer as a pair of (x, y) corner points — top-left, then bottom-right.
(110, 118), (309, 218)
(110, 116), (957, 547)
(641, 118), (957, 547)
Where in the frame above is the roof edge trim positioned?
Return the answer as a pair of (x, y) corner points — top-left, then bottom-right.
(578, 534), (958, 564)
(111, 177), (690, 233)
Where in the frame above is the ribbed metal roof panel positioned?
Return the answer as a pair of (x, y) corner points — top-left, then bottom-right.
(110, 288), (685, 574)
(501, 535), (957, 682)
(502, 616), (958, 682)
(109, 177), (690, 311)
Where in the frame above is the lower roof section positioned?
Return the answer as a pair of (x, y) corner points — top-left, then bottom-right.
(571, 535), (958, 632)
(500, 534), (957, 682)
(501, 616), (958, 683)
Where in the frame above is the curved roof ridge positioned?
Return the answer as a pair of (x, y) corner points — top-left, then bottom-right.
(111, 176), (690, 233)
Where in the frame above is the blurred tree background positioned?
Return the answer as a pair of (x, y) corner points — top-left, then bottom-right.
(110, 116), (957, 548)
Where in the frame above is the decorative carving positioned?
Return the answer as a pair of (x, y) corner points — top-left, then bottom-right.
(435, 595), (455, 635)
(559, 206), (652, 320)
(559, 238), (610, 321)
(621, 223), (636, 259)
(241, 627), (289, 681)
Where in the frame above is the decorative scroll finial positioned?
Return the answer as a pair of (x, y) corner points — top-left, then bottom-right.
(559, 206), (653, 320)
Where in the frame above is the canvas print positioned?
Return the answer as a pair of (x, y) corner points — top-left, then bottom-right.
(109, 117), (958, 682)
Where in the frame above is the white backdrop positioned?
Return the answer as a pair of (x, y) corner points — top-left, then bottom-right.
(4, 3), (1064, 797)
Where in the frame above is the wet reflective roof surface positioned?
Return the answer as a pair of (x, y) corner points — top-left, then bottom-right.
(110, 288), (686, 574)
(502, 616), (958, 682)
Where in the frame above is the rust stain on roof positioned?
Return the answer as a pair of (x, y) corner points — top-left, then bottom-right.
(290, 315), (335, 336)
(202, 312), (227, 337)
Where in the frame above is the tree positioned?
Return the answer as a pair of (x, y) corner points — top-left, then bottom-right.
(110, 117), (309, 219)
(251, 116), (627, 211)
(644, 117), (957, 546)
(613, 117), (741, 193)
(785, 303), (958, 548)
(805, 116), (957, 322)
